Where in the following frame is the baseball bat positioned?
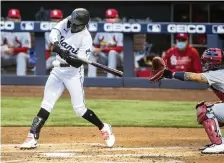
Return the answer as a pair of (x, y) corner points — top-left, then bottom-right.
(70, 55), (123, 77)
(52, 45), (123, 77)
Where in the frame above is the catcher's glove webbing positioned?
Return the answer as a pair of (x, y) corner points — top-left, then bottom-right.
(149, 57), (166, 82)
(149, 57), (173, 84)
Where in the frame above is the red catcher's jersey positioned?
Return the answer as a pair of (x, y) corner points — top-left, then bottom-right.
(163, 45), (202, 73)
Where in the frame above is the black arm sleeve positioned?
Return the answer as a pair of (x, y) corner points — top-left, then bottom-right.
(65, 56), (84, 68)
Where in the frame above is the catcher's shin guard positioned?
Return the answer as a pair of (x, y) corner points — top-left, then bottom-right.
(196, 101), (223, 145)
(30, 116), (45, 139)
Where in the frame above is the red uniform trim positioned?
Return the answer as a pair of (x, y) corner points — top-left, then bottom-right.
(94, 45), (100, 48)
(13, 47), (29, 54)
(102, 46), (123, 53)
(45, 50), (51, 60)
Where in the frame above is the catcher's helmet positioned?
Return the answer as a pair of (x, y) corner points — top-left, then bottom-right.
(201, 48), (224, 72)
(70, 8), (90, 33)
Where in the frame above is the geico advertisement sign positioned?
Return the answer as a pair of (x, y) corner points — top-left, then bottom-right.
(167, 24), (206, 33)
(40, 22), (57, 31)
(104, 23), (141, 32)
(0, 21), (15, 30)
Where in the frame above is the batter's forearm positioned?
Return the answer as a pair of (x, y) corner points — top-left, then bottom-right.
(173, 72), (208, 83)
(184, 72), (208, 83)
(65, 55), (84, 68)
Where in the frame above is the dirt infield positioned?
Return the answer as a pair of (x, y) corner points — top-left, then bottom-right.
(2, 86), (224, 163)
(1, 85), (220, 101)
(2, 127), (224, 163)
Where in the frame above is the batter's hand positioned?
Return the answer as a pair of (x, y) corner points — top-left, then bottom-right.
(52, 42), (61, 53)
(52, 42), (69, 59)
(60, 49), (70, 59)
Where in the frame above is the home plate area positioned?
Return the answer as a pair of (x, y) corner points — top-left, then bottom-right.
(1, 143), (196, 163)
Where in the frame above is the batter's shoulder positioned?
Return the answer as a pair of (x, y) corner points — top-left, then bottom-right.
(81, 29), (92, 42)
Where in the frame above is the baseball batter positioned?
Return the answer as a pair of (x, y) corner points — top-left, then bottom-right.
(1, 9), (31, 76)
(45, 9), (63, 71)
(151, 48), (224, 154)
(87, 8), (123, 78)
(20, 8), (115, 149)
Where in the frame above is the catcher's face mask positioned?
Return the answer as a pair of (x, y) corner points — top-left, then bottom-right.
(201, 48), (223, 72)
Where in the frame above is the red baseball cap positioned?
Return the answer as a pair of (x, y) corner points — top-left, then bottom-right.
(8, 9), (21, 18)
(50, 9), (63, 19)
(105, 9), (119, 18)
(176, 33), (189, 40)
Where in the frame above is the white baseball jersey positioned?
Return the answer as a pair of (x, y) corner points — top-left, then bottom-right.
(49, 18), (92, 65)
(45, 23), (58, 51)
(41, 17), (93, 118)
(1, 32), (31, 49)
(93, 32), (123, 51)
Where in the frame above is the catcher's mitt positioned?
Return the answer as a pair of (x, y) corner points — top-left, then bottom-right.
(149, 57), (167, 82)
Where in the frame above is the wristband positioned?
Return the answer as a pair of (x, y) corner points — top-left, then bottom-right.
(173, 72), (185, 81)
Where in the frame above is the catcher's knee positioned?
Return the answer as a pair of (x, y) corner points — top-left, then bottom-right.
(73, 105), (87, 117)
(196, 101), (214, 124)
(196, 101), (223, 144)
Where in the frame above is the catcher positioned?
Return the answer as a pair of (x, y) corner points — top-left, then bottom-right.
(149, 48), (224, 154)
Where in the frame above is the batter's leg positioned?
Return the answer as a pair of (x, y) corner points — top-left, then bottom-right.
(16, 52), (29, 76)
(20, 71), (65, 149)
(107, 50), (118, 78)
(63, 69), (115, 147)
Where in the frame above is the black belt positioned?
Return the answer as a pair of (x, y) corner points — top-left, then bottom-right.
(60, 63), (70, 67)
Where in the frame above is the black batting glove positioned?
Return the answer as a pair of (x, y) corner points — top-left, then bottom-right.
(163, 69), (174, 79)
(65, 55), (84, 68)
(52, 42), (70, 59)
(59, 49), (70, 59)
(52, 41), (61, 54)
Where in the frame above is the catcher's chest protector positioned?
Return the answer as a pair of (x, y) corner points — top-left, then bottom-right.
(203, 69), (224, 101)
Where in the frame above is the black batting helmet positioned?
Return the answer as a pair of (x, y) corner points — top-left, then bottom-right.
(70, 8), (90, 33)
